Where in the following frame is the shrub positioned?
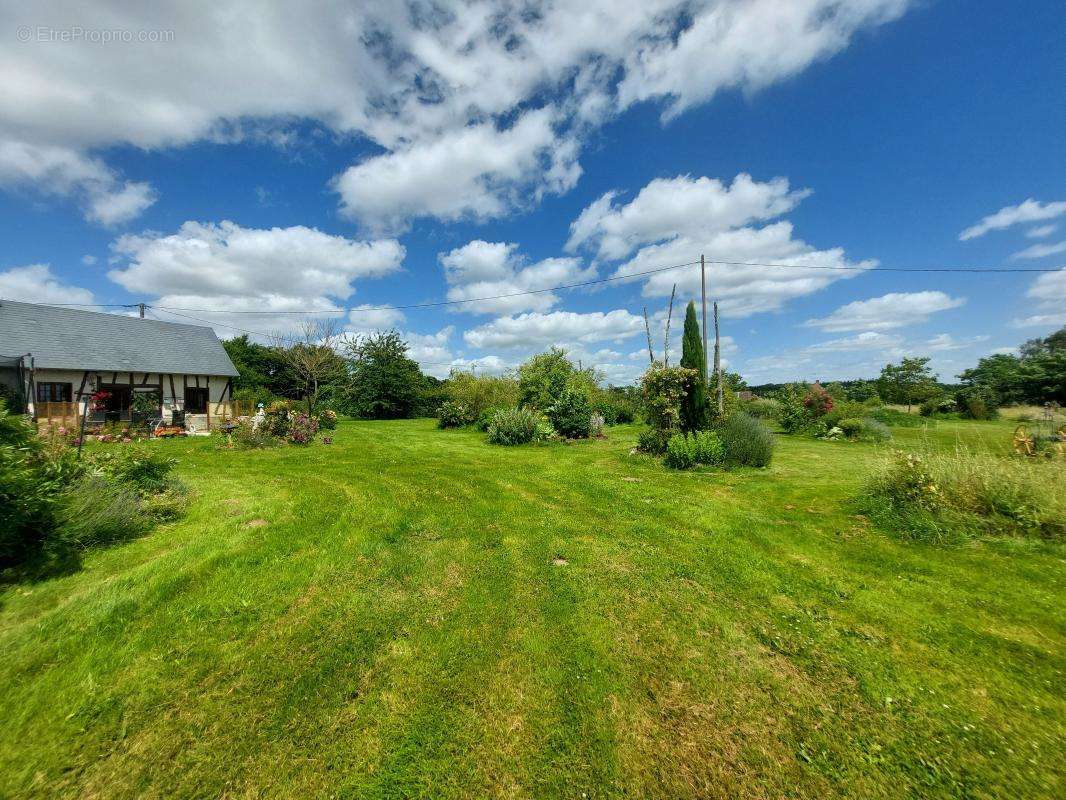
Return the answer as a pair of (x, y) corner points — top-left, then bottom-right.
(838, 417), (891, 443)
(53, 476), (149, 550)
(288, 413), (319, 444)
(518, 348), (576, 410)
(317, 409), (338, 430)
(664, 434), (695, 469)
(859, 449), (1065, 542)
(867, 407), (925, 428)
(475, 406), (506, 432)
(636, 427), (670, 455)
(692, 430), (725, 465)
(803, 383), (833, 417)
(641, 364), (698, 432)
(547, 388), (592, 439)
(957, 387), (999, 420)
(222, 419), (281, 449)
(742, 398), (782, 421)
(718, 412), (775, 467)
(919, 396), (956, 417)
(437, 400), (470, 429)
(87, 448), (176, 494)
(444, 371), (520, 420)
(486, 407), (551, 446)
(0, 409), (58, 568)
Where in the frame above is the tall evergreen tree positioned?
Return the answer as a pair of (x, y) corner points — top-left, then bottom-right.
(679, 301), (707, 431)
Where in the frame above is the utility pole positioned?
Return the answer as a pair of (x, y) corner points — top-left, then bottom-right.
(700, 254), (708, 384)
(138, 302), (145, 319)
(713, 301), (724, 415)
(664, 283), (676, 367)
(643, 306), (654, 364)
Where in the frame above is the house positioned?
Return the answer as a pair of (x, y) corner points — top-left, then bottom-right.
(0, 300), (239, 431)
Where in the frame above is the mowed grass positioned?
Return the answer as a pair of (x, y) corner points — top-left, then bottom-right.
(1, 419), (1063, 799)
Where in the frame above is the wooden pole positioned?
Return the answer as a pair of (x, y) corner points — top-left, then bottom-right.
(700, 254), (708, 384)
(643, 307), (654, 364)
(714, 301), (724, 415)
(664, 283), (676, 367)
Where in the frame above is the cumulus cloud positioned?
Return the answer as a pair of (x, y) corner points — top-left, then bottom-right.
(925, 333), (990, 351)
(463, 309), (645, 349)
(617, 0), (910, 119)
(107, 220), (404, 334)
(0, 140), (157, 226)
(566, 173), (809, 260)
(959, 199), (1066, 240)
(333, 109), (581, 232)
(805, 331), (903, 352)
(1010, 241), (1066, 260)
(437, 240), (596, 315)
(565, 173), (873, 317)
(1013, 268), (1066, 328)
(0, 1), (913, 230)
(0, 263), (96, 306)
(804, 291), (965, 332)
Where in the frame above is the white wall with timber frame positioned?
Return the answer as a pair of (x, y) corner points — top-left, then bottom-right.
(28, 367), (235, 430)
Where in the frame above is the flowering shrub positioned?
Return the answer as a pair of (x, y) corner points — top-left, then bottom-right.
(546, 387), (592, 439)
(803, 383), (833, 417)
(288, 413), (319, 444)
(317, 409), (338, 430)
(486, 407), (552, 445)
(437, 400), (470, 429)
(640, 364), (697, 433)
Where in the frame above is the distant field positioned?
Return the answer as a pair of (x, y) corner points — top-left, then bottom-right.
(1, 419), (1062, 799)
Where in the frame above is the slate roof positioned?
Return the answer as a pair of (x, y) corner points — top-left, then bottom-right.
(0, 300), (239, 376)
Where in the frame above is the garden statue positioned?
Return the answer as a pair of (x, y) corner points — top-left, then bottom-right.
(252, 403), (266, 432)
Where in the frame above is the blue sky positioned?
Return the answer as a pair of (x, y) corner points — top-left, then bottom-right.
(1, 0), (1063, 384)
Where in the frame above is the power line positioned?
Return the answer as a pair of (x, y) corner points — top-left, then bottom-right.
(151, 259), (703, 314)
(148, 258), (1062, 315)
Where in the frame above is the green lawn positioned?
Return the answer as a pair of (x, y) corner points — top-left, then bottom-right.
(1, 419), (1063, 798)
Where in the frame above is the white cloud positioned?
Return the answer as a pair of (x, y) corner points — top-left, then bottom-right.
(1013, 269), (1066, 328)
(0, 263), (96, 306)
(333, 109), (581, 233)
(0, 140), (157, 226)
(0, 1), (914, 231)
(566, 173), (809, 260)
(107, 220), (404, 335)
(85, 181), (158, 227)
(437, 240), (596, 314)
(566, 172), (873, 318)
(804, 291), (965, 332)
(346, 304), (405, 332)
(464, 309), (645, 349)
(959, 199), (1066, 240)
(806, 331), (903, 352)
(1010, 241), (1066, 260)
(617, 0), (910, 118)
(925, 333), (989, 352)
(81, 254), (98, 266)
(612, 221), (875, 317)
(1026, 224), (1057, 239)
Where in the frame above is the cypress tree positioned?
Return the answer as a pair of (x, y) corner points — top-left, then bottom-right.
(680, 300), (708, 431)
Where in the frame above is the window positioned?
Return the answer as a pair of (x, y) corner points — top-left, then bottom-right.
(98, 385), (131, 412)
(36, 382), (72, 403)
(185, 387), (209, 414)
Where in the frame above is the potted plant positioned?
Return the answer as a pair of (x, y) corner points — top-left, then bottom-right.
(130, 391), (161, 430)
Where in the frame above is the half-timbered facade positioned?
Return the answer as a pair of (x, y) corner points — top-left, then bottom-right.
(0, 300), (240, 431)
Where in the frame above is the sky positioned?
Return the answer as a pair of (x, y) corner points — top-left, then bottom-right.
(1, 0), (1064, 385)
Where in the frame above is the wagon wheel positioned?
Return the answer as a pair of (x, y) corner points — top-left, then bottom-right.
(1012, 424), (1035, 456)
(1055, 425), (1066, 458)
